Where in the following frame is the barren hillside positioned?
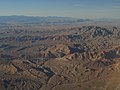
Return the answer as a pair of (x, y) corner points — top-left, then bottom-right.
(0, 16), (120, 90)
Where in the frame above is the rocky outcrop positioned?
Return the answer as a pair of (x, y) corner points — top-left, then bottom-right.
(92, 26), (112, 37)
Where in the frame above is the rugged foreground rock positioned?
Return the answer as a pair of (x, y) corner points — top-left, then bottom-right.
(0, 25), (120, 90)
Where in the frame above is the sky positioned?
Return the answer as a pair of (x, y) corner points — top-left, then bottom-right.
(0, 0), (120, 19)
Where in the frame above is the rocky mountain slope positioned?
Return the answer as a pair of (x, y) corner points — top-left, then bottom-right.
(0, 21), (120, 90)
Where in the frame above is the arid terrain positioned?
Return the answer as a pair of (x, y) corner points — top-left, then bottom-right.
(0, 16), (120, 90)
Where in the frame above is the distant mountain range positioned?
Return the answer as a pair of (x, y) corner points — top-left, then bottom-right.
(0, 15), (119, 25)
(0, 15), (94, 25)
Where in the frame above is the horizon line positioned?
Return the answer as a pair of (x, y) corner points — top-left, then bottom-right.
(0, 15), (120, 20)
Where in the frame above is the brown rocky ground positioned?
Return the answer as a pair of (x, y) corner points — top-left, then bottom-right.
(0, 23), (120, 90)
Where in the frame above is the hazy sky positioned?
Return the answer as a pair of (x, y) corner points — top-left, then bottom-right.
(0, 0), (120, 18)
